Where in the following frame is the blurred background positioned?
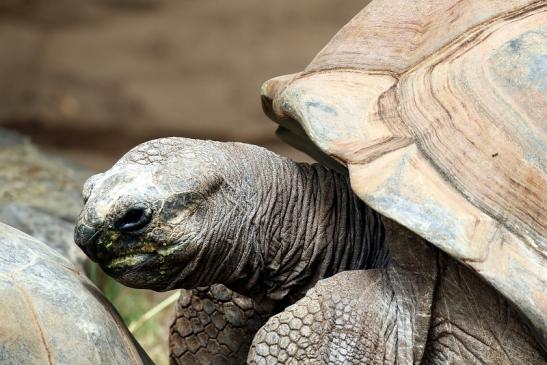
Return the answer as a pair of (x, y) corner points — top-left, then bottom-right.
(0, 0), (365, 363)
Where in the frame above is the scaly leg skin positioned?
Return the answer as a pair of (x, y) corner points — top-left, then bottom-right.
(421, 252), (545, 364)
(170, 284), (277, 364)
(248, 221), (439, 364)
(247, 263), (435, 364)
(248, 253), (544, 364)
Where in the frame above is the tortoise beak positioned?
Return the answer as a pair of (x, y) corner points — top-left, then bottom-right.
(74, 222), (100, 261)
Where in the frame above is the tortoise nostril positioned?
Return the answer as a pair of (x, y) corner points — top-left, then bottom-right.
(115, 207), (152, 233)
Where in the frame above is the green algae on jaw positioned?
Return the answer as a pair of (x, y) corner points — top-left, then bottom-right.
(98, 231), (121, 251)
(108, 253), (151, 268)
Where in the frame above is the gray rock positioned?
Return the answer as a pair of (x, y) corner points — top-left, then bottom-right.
(0, 128), (90, 267)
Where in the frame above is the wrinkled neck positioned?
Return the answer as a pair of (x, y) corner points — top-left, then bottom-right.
(227, 153), (388, 302)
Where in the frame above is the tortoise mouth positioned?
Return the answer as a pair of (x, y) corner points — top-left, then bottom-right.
(101, 251), (182, 291)
(101, 252), (156, 280)
(106, 252), (154, 269)
(98, 240), (185, 273)
(85, 228), (162, 264)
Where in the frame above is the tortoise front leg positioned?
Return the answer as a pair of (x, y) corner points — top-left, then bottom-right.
(248, 256), (545, 364)
(170, 284), (277, 364)
(247, 264), (435, 364)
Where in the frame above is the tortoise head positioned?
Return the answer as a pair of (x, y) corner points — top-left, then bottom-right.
(74, 137), (261, 291)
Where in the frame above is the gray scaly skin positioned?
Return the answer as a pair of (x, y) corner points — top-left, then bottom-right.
(74, 137), (387, 363)
(74, 138), (544, 364)
(170, 285), (276, 364)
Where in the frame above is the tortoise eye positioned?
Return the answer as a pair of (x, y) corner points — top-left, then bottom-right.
(115, 206), (153, 233)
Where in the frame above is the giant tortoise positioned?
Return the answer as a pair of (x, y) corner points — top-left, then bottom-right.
(74, 0), (546, 363)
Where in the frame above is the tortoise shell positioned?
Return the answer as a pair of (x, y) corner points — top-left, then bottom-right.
(0, 222), (151, 364)
(261, 0), (546, 343)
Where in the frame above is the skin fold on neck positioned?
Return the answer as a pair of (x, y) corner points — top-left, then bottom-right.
(219, 148), (389, 303)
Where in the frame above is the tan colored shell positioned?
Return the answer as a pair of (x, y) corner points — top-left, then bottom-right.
(261, 0), (546, 343)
